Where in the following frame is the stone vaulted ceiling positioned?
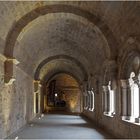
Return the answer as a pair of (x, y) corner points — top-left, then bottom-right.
(14, 13), (109, 80)
(0, 1), (139, 83)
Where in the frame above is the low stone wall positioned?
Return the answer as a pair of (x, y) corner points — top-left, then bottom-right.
(83, 91), (140, 139)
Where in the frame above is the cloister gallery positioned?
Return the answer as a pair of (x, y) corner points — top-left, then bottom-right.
(0, 1), (140, 139)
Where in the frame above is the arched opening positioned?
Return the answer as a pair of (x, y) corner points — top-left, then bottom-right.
(0, 1), (140, 139)
(4, 5), (113, 85)
(120, 52), (140, 123)
(44, 73), (82, 113)
(4, 4), (115, 58)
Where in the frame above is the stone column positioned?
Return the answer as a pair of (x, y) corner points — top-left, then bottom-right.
(87, 91), (90, 110)
(88, 91), (92, 111)
(135, 84), (140, 123)
(120, 80), (129, 119)
(108, 82), (113, 114)
(102, 85), (109, 114)
(4, 58), (19, 85)
(127, 80), (133, 119)
(133, 77), (140, 123)
(34, 80), (41, 114)
(81, 83), (86, 110)
(39, 83), (44, 114)
(137, 83), (140, 123)
(138, 83), (140, 123)
(83, 93), (86, 110)
(91, 89), (94, 110)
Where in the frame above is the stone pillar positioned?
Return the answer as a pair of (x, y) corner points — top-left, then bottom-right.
(81, 85), (87, 110)
(137, 84), (140, 123)
(138, 83), (140, 123)
(0, 54), (6, 84)
(0, 54), (6, 139)
(127, 82), (132, 118)
(87, 91), (90, 110)
(4, 58), (19, 85)
(39, 83), (44, 113)
(84, 81), (88, 109)
(86, 94), (87, 109)
(34, 80), (41, 114)
(120, 80), (129, 119)
(102, 85), (109, 114)
(108, 82), (113, 114)
(133, 77), (140, 123)
(91, 89), (94, 110)
(111, 80), (117, 114)
(81, 81), (88, 110)
(88, 91), (91, 110)
(84, 95), (86, 109)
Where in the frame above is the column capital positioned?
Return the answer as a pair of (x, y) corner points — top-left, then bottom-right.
(34, 80), (41, 93)
(4, 59), (17, 85)
(88, 91), (92, 95)
(0, 54), (7, 62)
(102, 85), (109, 92)
(120, 79), (129, 88)
(34, 80), (40, 84)
(6, 58), (20, 65)
(132, 76), (140, 87)
(39, 83), (42, 87)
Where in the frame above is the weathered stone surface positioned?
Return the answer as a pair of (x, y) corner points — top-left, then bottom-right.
(0, 61), (34, 138)
(0, 1), (140, 139)
(45, 74), (81, 113)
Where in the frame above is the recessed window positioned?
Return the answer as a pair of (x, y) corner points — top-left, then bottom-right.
(103, 81), (115, 117)
(110, 90), (115, 114)
(91, 90), (94, 111)
(131, 83), (139, 118)
(89, 90), (94, 111)
(121, 72), (140, 124)
(84, 89), (95, 111)
(84, 94), (89, 110)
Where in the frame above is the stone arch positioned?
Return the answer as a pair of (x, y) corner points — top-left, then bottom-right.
(43, 71), (83, 113)
(4, 4), (116, 58)
(120, 53), (140, 79)
(101, 60), (117, 86)
(44, 71), (82, 87)
(34, 55), (88, 81)
(4, 4), (117, 84)
(43, 72), (86, 112)
(118, 38), (140, 79)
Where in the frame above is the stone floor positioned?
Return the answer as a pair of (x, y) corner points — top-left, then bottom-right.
(7, 113), (113, 139)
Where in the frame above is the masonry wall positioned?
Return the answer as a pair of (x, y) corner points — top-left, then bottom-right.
(45, 88), (81, 113)
(45, 74), (81, 113)
(0, 58), (35, 139)
(64, 90), (81, 113)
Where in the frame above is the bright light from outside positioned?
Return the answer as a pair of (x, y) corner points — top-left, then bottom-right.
(55, 93), (58, 97)
(110, 90), (115, 114)
(91, 91), (94, 111)
(132, 84), (139, 118)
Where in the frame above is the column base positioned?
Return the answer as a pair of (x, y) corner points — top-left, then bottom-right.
(122, 116), (132, 121)
(135, 117), (140, 123)
(122, 116), (138, 122)
(104, 111), (115, 117)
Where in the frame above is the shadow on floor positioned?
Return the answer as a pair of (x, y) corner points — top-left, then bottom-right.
(7, 112), (115, 139)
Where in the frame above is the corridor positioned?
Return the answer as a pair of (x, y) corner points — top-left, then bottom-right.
(8, 113), (112, 139)
(0, 1), (140, 139)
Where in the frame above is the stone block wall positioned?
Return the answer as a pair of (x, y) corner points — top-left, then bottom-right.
(0, 58), (35, 139)
(45, 74), (81, 113)
(45, 88), (81, 113)
(64, 90), (81, 113)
